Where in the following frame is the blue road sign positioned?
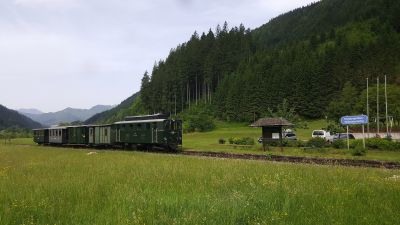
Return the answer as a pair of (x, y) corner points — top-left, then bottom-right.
(340, 115), (368, 125)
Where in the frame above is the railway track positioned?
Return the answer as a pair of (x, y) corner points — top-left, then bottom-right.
(182, 150), (400, 169)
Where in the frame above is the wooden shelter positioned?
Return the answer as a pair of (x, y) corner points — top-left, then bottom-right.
(250, 118), (293, 150)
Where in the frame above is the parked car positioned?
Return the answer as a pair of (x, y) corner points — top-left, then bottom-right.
(284, 133), (297, 140)
(332, 133), (355, 141)
(312, 130), (333, 142)
(258, 132), (297, 143)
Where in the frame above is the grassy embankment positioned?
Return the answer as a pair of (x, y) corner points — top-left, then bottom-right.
(183, 120), (400, 162)
(0, 145), (399, 224)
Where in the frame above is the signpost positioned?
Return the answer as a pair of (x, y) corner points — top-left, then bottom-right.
(340, 115), (368, 150)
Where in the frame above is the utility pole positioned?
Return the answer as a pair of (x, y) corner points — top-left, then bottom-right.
(367, 78), (369, 138)
(377, 77), (379, 135)
(385, 75), (389, 137)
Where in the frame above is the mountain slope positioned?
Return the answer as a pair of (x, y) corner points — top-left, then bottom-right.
(85, 92), (143, 124)
(253, 0), (400, 48)
(0, 105), (42, 129)
(137, 0), (400, 121)
(24, 105), (114, 126)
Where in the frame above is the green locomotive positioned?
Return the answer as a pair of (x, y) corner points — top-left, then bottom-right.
(33, 114), (182, 151)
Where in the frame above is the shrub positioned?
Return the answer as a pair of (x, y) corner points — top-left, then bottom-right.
(180, 104), (216, 133)
(349, 139), (363, 149)
(307, 137), (327, 148)
(268, 141), (281, 147)
(332, 140), (346, 149)
(218, 138), (226, 144)
(365, 138), (400, 151)
(286, 140), (306, 147)
(228, 137), (255, 145)
(183, 114), (215, 133)
(351, 143), (367, 156)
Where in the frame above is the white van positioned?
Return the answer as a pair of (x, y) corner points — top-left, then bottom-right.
(312, 130), (332, 141)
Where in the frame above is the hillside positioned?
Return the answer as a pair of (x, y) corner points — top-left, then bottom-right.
(22, 105), (113, 127)
(85, 92), (144, 124)
(137, 0), (400, 121)
(253, 0), (400, 48)
(0, 105), (42, 130)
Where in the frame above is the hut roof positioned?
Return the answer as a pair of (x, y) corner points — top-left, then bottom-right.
(250, 118), (293, 127)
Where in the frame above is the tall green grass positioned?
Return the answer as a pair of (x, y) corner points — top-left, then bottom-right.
(0, 145), (399, 224)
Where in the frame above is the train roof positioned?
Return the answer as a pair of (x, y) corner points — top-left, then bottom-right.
(47, 126), (68, 129)
(114, 119), (167, 124)
(124, 113), (169, 121)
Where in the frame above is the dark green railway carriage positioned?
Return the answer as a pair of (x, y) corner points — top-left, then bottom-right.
(67, 126), (89, 145)
(33, 129), (49, 144)
(112, 118), (182, 150)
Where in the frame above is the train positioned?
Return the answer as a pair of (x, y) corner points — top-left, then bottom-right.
(33, 114), (182, 151)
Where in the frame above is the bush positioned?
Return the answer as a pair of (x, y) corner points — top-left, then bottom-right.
(268, 141), (281, 147)
(183, 114), (215, 133)
(180, 104), (216, 133)
(332, 139), (346, 149)
(218, 138), (226, 144)
(365, 138), (400, 151)
(286, 140), (306, 147)
(228, 137), (255, 145)
(351, 143), (367, 156)
(307, 137), (327, 148)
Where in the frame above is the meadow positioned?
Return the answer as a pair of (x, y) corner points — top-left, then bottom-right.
(0, 144), (400, 224)
(183, 120), (400, 162)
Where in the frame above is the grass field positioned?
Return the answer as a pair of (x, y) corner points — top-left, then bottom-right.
(183, 120), (400, 162)
(1, 145), (400, 224)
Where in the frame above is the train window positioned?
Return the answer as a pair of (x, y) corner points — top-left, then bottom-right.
(59, 130), (62, 136)
(146, 123), (150, 129)
(105, 129), (108, 136)
(130, 124), (133, 128)
(137, 124), (141, 130)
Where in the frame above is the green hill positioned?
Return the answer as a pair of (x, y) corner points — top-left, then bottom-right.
(0, 105), (42, 130)
(90, 0), (400, 123)
(85, 92), (144, 124)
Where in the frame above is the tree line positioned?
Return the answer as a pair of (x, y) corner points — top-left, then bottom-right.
(139, 0), (400, 123)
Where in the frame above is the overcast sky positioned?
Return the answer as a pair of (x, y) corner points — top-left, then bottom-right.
(0, 0), (315, 113)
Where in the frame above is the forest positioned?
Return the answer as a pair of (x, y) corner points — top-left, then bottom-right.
(139, 0), (400, 124)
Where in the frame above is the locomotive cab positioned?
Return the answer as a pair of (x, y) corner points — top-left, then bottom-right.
(164, 119), (183, 150)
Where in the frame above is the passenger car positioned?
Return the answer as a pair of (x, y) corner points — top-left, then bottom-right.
(312, 130), (333, 142)
(332, 133), (355, 141)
